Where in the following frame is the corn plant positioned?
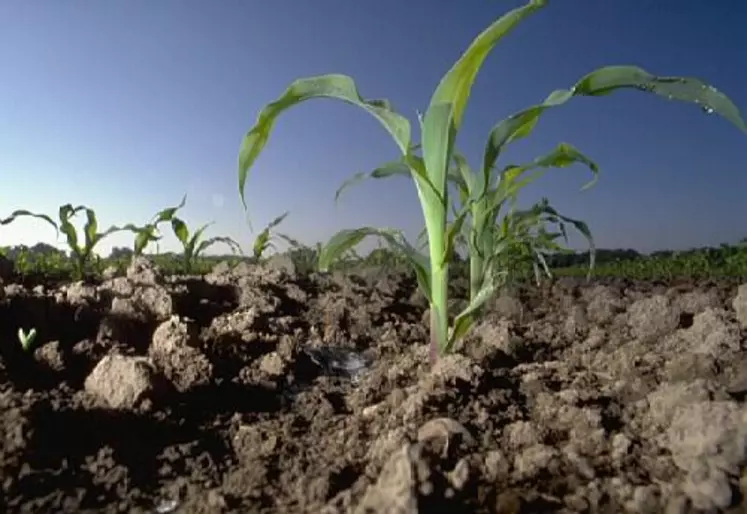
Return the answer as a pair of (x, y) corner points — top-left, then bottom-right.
(252, 211), (290, 260)
(278, 236), (320, 273)
(170, 217), (242, 273)
(398, 146), (595, 291)
(366, 243), (410, 270)
(238, 0), (746, 361)
(279, 236), (365, 273)
(446, 147), (597, 306)
(131, 195), (190, 256)
(1, 205), (151, 280)
(492, 197), (594, 287)
(11, 247), (71, 279)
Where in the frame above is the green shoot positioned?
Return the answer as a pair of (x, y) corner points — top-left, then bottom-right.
(170, 217), (242, 273)
(18, 327), (37, 352)
(1, 205), (149, 281)
(491, 197), (593, 288)
(130, 195), (188, 256)
(252, 211), (290, 260)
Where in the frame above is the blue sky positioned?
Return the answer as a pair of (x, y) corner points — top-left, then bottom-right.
(1, 0), (745, 257)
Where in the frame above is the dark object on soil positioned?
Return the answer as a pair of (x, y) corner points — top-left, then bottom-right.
(302, 345), (372, 381)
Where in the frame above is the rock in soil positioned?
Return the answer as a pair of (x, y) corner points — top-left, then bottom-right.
(1, 259), (746, 513)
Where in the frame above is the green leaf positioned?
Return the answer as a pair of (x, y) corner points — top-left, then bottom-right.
(335, 153), (444, 214)
(421, 0), (546, 252)
(265, 211), (289, 231)
(192, 223), (212, 241)
(124, 198), (188, 256)
(238, 74), (412, 209)
(58, 204), (85, 254)
(153, 195), (187, 223)
(449, 266), (503, 348)
(277, 233), (302, 248)
(83, 208), (98, 250)
(421, 102), (455, 213)
(428, 0), (547, 129)
(98, 225), (127, 240)
(188, 223), (214, 257)
(442, 208), (470, 266)
(171, 218), (190, 247)
(535, 200), (596, 278)
(484, 143), (599, 225)
(130, 225), (160, 255)
(533, 251), (551, 279)
(530, 143), (599, 190)
(449, 151), (476, 200)
(253, 211), (288, 258)
(319, 227), (432, 302)
(492, 197), (597, 283)
(484, 65), (747, 173)
(334, 160), (411, 204)
(0, 210), (59, 237)
(196, 236), (242, 259)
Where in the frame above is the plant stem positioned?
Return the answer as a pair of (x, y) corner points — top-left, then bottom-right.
(429, 258), (449, 361)
(469, 248), (482, 303)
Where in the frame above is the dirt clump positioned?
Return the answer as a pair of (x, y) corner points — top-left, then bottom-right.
(1, 259), (746, 513)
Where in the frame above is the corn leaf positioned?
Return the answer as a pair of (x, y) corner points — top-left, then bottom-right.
(483, 143), (599, 225)
(238, 74), (412, 209)
(196, 236), (241, 258)
(0, 210), (58, 236)
(154, 195), (187, 223)
(334, 160), (411, 204)
(428, 0), (547, 130)
(484, 65), (747, 173)
(318, 227), (431, 302)
(171, 218), (191, 247)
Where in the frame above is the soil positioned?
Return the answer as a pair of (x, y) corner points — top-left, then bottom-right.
(1, 255), (747, 513)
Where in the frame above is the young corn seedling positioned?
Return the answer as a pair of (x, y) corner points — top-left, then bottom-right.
(252, 211), (290, 260)
(57, 205), (158, 280)
(131, 195), (189, 256)
(279, 237), (366, 274)
(367, 243), (409, 271)
(17, 327), (37, 352)
(276, 236), (320, 273)
(490, 197), (591, 288)
(403, 145), (595, 293)
(440, 146), (597, 321)
(238, 0), (747, 361)
(4, 205), (153, 281)
(170, 217), (242, 273)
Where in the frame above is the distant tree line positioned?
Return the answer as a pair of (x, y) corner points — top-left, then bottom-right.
(2, 240), (746, 270)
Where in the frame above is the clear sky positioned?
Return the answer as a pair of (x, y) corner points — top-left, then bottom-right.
(1, 0), (745, 257)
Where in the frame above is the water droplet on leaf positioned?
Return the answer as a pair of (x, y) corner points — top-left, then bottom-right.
(702, 84), (720, 94)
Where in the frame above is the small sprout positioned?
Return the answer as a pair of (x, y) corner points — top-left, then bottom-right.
(18, 327), (37, 352)
(252, 211), (290, 260)
(171, 217), (243, 273)
(2, 205), (159, 280)
(129, 195), (188, 256)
